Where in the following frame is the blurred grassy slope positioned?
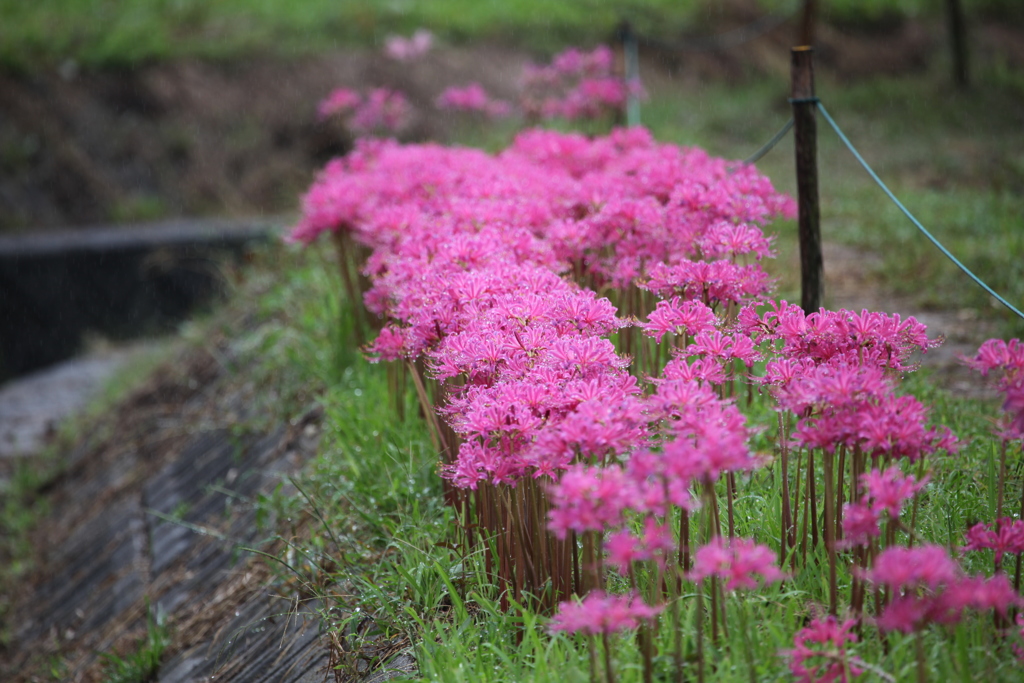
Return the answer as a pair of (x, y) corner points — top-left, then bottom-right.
(0, 0), (694, 69)
(1, 0), (1017, 70)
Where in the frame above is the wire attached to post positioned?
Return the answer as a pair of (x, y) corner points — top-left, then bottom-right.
(743, 118), (794, 165)
(817, 102), (1024, 322)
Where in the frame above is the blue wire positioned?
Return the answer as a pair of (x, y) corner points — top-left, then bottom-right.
(743, 118), (794, 165)
(817, 103), (1024, 322)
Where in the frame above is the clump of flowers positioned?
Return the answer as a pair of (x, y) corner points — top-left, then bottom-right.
(785, 616), (862, 683)
(963, 518), (1024, 564)
(549, 591), (662, 635)
(964, 338), (1024, 442)
(317, 88), (362, 121)
(841, 466), (929, 548)
(519, 45), (644, 121)
(863, 545), (1019, 633)
(287, 122), (1024, 682)
(689, 537), (785, 590)
(316, 87), (412, 137)
(435, 83), (511, 118)
(349, 88), (411, 136)
(384, 29), (433, 61)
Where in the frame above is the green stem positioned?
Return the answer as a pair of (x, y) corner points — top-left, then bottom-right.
(603, 631), (617, 683)
(823, 448), (837, 615)
(915, 631), (928, 683)
(737, 597), (756, 683)
(695, 579), (705, 683)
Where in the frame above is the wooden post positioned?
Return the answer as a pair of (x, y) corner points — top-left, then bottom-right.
(791, 46), (823, 314)
(798, 0), (818, 47)
(945, 0), (970, 88)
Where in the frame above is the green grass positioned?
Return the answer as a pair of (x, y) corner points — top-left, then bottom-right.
(1, 0), (1018, 70)
(0, 0), (698, 69)
(98, 604), (168, 683)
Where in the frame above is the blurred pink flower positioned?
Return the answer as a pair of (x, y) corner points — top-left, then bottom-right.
(349, 88), (410, 136)
(385, 29), (433, 61)
(963, 518), (1024, 563)
(549, 591), (662, 635)
(689, 537), (785, 590)
(963, 338), (1024, 441)
(436, 83), (512, 118)
(784, 616), (862, 683)
(317, 88), (362, 120)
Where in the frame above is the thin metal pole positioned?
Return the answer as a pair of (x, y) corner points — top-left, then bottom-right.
(791, 46), (823, 314)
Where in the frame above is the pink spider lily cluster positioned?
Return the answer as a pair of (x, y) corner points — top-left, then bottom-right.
(432, 45), (648, 130)
(384, 29), (433, 62)
(863, 545), (1019, 634)
(964, 338), (1024, 442)
(435, 83), (512, 118)
(785, 616), (862, 683)
(290, 123), (1024, 681)
(964, 518), (1024, 565)
(519, 45), (645, 122)
(317, 88), (411, 136)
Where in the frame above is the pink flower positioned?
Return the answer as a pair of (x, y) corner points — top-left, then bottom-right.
(384, 29), (433, 61)
(930, 574), (1020, 623)
(1015, 614), (1024, 662)
(784, 616), (862, 683)
(861, 466), (929, 519)
(863, 545), (960, 591)
(865, 545), (1021, 633)
(547, 465), (635, 539)
(839, 502), (881, 549)
(435, 83), (512, 118)
(643, 259), (773, 308)
(642, 297), (717, 343)
(963, 518), (1024, 564)
(317, 88), (362, 120)
(962, 338), (1024, 375)
(349, 88), (411, 136)
(518, 46), (643, 122)
(689, 537), (785, 590)
(876, 574), (1021, 633)
(963, 338), (1024, 441)
(549, 591), (662, 635)
(875, 595), (932, 634)
(606, 530), (649, 574)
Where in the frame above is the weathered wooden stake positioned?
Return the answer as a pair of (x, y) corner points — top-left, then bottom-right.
(791, 46), (824, 314)
(615, 20), (642, 127)
(798, 0), (818, 47)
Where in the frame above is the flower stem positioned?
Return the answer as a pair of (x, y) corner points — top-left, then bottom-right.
(915, 631), (928, 683)
(737, 597), (756, 683)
